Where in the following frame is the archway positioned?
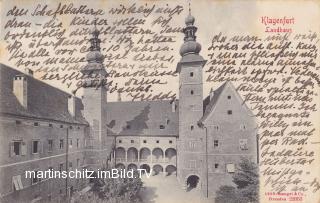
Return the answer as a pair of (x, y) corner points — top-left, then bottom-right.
(165, 148), (177, 159)
(140, 148), (151, 161)
(187, 175), (200, 189)
(153, 165), (163, 175)
(127, 147), (138, 162)
(127, 163), (138, 170)
(165, 165), (177, 175)
(140, 164), (151, 173)
(115, 163), (125, 169)
(115, 147), (126, 161)
(152, 148), (164, 162)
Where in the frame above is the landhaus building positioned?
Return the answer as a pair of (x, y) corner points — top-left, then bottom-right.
(0, 11), (258, 202)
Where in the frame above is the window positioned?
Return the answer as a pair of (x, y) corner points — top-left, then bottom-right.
(69, 162), (72, 169)
(48, 140), (53, 152)
(160, 125), (165, 129)
(214, 163), (219, 169)
(131, 140), (134, 143)
(76, 139), (80, 148)
(69, 126), (73, 129)
(59, 163), (64, 172)
(16, 120), (21, 125)
(214, 140), (219, 147)
(32, 140), (39, 154)
(77, 159), (80, 167)
(239, 139), (248, 150)
(227, 110), (232, 115)
(118, 140), (122, 143)
(240, 124), (246, 130)
(59, 139), (64, 149)
(126, 125), (131, 129)
(213, 125), (219, 130)
(191, 125), (194, 130)
(226, 163), (235, 173)
(12, 141), (22, 156)
(189, 160), (196, 169)
(77, 126), (80, 130)
(156, 140), (159, 143)
(143, 140), (147, 143)
(169, 140), (172, 144)
(49, 123), (53, 127)
(190, 72), (194, 77)
(190, 90), (194, 95)
(69, 139), (72, 147)
(60, 125), (63, 128)
(189, 141), (196, 149)
(228, 95), (231, 99)
(166, 119), (170, 124)
(12, 175), (23, 191)
(32, 171), (41, 184)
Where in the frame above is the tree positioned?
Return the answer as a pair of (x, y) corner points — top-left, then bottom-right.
(74, 170), (143, 203)
(215, 158), (259, 203)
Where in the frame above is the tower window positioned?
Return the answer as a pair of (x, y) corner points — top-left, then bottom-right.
(227, 110), (232, 115)
(190, 72), (194, 77)
(214, 140), (219, 147)
(191, 125), (194, 130)
(190, 90), (194, 95)
(228, 95), (231, 99)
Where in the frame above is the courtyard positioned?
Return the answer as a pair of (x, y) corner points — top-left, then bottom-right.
(139, 174), (212, 203)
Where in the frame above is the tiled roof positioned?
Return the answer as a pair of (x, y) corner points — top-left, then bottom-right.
(0, 64), (87, 124)
(199, 81), (228, 124)
(106, 100), (178, 137)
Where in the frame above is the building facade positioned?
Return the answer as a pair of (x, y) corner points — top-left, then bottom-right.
(0, 11), (258, 203)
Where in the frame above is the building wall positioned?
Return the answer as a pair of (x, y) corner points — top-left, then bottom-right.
(0, 116), (88, 203)
(202, 83), (258, 198)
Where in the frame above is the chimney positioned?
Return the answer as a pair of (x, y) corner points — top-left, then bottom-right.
(25, 68), (33, 77)
(171, 100), (176, 112)
(117, 92), (122, 102)
(68, 95), (76, 117)
(210, 88), (214, 100)
(13, 75), (27, 108)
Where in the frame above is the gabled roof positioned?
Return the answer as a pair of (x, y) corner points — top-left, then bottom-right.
(0, 64), (87, 124)
(199, 81), (252, 124)
(106, 100), (178, 137)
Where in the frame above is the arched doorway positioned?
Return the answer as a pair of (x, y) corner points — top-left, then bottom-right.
(140, 148), (151, 161)
(152, 148), (164, 162)
(115, 163), (125, 169)
(187, 175), (200, 189)
(165, 165), (176, 175)
(152, 165), (163, 175)
(115, 147), (126, 162)
(127, 163), (138, 170)
(140, 164), (151, 173)
(127, 147), (138, 162)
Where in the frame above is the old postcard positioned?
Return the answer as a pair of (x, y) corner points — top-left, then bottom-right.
(0, 0), (319, 203)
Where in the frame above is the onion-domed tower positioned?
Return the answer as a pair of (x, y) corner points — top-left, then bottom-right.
(176, 8), (207, 190)
(81, 26), (109, 170)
